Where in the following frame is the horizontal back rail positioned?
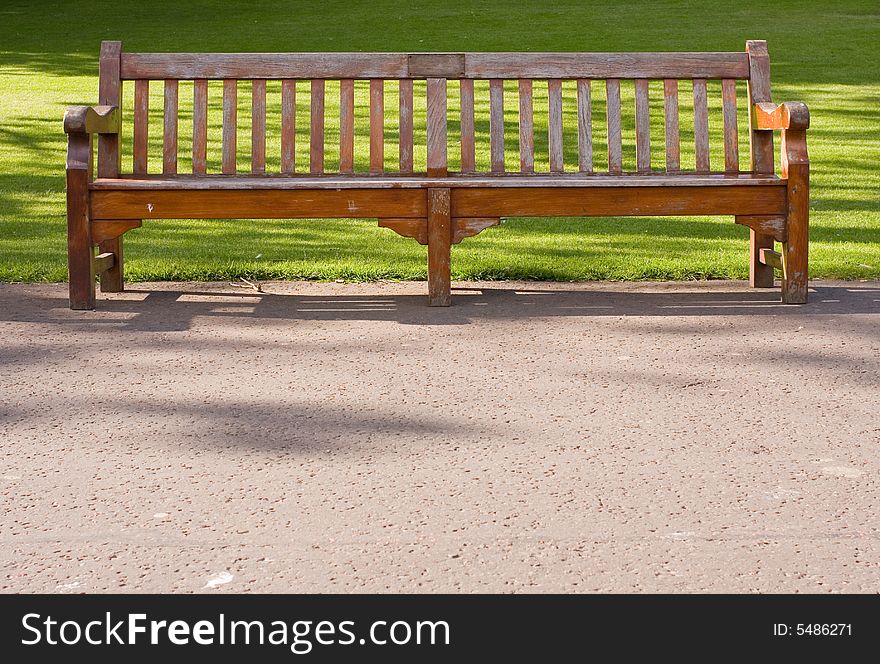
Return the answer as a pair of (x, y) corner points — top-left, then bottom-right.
(120, 52), (751, 80)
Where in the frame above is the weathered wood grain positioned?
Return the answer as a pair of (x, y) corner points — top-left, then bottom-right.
(635, 79), (650, 173)
(98, 41), (122, 179)
(427, 188), (452, 306)
(663, 79), (680, 172)
(399, 79), (414, 173)
(576, 79), (592, 173)
(693, 79), (710, 173)
(251, 79), (266, 174)
(222, 79), (237, 174)
(489, 79), (505, 173)
(370, 79), (384, 174)
(133, 79), (149, 174)
(427, 78), (448, 177)
(460, 79), (476, 174)
(281, 79), (296, 174)
(518, 80), (534, 173)
(192, 79), (208, 174)
(548, 79), (564, 173)
(339, 79), (355, 174)
(310, 79), (325, 174)
(163, 79), (178, 175)
(721, 79), (739, 172)
(606, 79), (622, 174)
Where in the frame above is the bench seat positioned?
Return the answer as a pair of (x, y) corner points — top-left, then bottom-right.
(89, 173), (782, 190)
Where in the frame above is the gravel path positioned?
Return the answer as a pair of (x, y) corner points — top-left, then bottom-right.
(1, 280), (878, 593)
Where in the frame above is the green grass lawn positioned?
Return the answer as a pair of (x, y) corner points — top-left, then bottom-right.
(1, 0), (878, 283)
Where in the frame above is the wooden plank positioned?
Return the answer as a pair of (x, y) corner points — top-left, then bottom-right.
(97, 41), (122, 179)
(427, 78), (447, 177)
(310, 79), (325, 174)
(370, 79), (384, 174)
(92, 252), (115, 275)
(459, 79), (476, 174)
(192, 79), (208, 174)
(92, 189), (428, 219)
(693, 79), (710, 173)
(339, 79), (355, 174)
(721, 79), (739, 173)
(251, 78), (266, 174)
(576, 79), (592, 173)
(222, 79), (237, 174)
(163, 79), (178, 174)
(92, 173), (781, 189)
(758, 247), (783, 270)
(133, 79), (149, 174)
(408, 53), (465, 78)
(281, 79), (296, 174)
(489, 79), (505, 173)
(635, 79), (650, 173)
(663, 79), (680, 172)
(606, 79), (622, 174)
(464, 52), (751, 79)
(398, 79), (414, 173)
(121, 51), (750, 81)
(121, 53), (410, 79)
(548, 78), (564, 173)
(451, 185), (786, 218)
(518, 79), (534, 174)
(427, 188), (452, 306)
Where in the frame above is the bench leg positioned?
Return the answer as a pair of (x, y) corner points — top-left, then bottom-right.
(66, 136), (95, 310)
(427, 188), (452, 306)
(782, 203), (809, 304)
(749, 229), (775, 288)
(98, 235), (124, 292)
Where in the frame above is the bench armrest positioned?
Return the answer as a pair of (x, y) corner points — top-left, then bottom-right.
(752, 101), (810, 131)
(64, 105), (120, 134)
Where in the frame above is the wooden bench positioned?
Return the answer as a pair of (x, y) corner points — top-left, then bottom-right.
(65, 40), (809, 309)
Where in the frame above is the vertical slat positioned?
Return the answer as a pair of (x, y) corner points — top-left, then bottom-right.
(459, 79), (475, 174)
(518, 79), (534, 174)
(163, 79), (178, 174)
(222, 79), (237, 174)
(339, 79), (355, 174)
(605, 78), (622, 174)
(281, 79), (296, 174)
(398, 79), (413, 173)
(310, 79), (325, 174)
(693, 78), (710, 173)
(663, 79), (680, 173)
(192, 79), (207, 174)
(489, 79), (505, 173)
(97, 41), (121, 178)
(251, 78), (266, 174)
(548, 78), (564, 173)
(133, 79), (149, 174)
(635, 79), (650, 173)
(576, 78), (592, 173)
(369, 79), (384, 174)
(722, 78), (739, 173)
(427, 78), (447, 177)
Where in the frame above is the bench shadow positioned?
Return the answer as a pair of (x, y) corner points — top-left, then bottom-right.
(18, 283), (876, 331)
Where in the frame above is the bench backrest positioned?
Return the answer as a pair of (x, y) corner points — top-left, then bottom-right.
(95, 41), (774, 179)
